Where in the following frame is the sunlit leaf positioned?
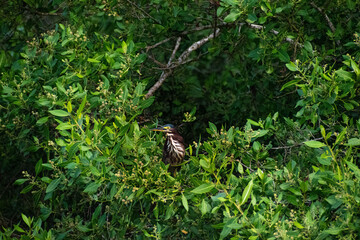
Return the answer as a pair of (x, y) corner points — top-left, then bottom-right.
(49, 110), (69, 117)
(240, 179), (253, 205)
(191, 183), (215, 194)
(304, 140), (326, 148)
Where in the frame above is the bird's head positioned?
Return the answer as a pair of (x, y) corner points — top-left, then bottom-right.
(150, 124), (175, 133)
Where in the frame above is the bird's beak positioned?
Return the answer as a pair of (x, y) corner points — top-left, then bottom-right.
(150, 126), (166, 132)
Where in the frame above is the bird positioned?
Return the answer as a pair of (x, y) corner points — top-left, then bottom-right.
(151, 124), (185, 172)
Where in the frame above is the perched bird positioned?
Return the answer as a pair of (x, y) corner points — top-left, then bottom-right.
(151, 124), (185, 171)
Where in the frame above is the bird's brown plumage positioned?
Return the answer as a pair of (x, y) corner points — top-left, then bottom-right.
(151, 124), (185, 173)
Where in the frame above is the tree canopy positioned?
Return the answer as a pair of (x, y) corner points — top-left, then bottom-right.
(1, 0), (360, 239)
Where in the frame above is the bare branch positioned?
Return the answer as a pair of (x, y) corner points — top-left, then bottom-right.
(244, 23), (300, 46)
(178, 29), (220, 63)
(145, 37), (182, 98)
(152, 52), (209, 70)
(145, 30), (219, 98)
(145, 21), (308, 98)
(147, 55), (167, 68)
(271, 137), (325, 150)
(126, 0), (161, 24)
(145, 23), (229, 52)
(168, 37), (182, 64)
(310, 2), (340, 45)
(146, 37), (173, 52)
(180, 22), (230, 35)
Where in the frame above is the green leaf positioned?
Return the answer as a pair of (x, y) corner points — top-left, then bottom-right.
(122, 41), (127, 53)
(67, 101), (72, 113)
(14, 224), (25, 233)
(237, 162), (244, 174)
(293, 221), (304, 229)
(105, 126), (115, 134)
(247, 119), (259, 126)
(247, 13), (257, 23)
(49, 110), (69, 117)
(224, 11), (240, 22)
(165, 204), (174, 220)
(56, 122), (73, 130)
(350, 59), (360, 76)
(36, 117), (49, 125)
(87, 58), (100, 63)
(90, 166), (100, 176)
(278, 49), (290, 62)
(346, 161), (360, 180)
(21, 214), (31, 227)
(240, 179), (253, 205)
(336, 69), (353, 81)
(252, 141), (261, 151)
(320, 125), (326, 139)
(35, 159), (43, 175)
(318, 153), (332, 165)
(286, 62), (297, 71)
(191, 183), (215, 194)
(76, 73), (84, 78)
(281, 80), (299, 91)
(199, 199), (211, 215)
(77, 95), (87, 117)
(140, 96), (154, 109)
(334, 127), (347, 145)
(344, 102), (354, 110)
(208, 122), (217, 134)
(304, 41), (313, 53)
(46, 178), (61, 193)
(20, 185), (33, 194)
(304, 140), (326, 148)
(14, 178), (29, 185)
(227, 222), (242, 229)
(182, 194), (189, 211)
(68, 142), (80, 160)
(323, 227), (343, 235)
(347, 138), (360, 146)
(83, 182), (101, 194)
(200, 158), (210, 170)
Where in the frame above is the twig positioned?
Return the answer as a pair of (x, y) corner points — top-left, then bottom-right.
(239, 161), (254, 172)
(145, 21), (306, 97)
(178, 29), (220, 63)
(145, 37), (181, 98)
(126, 0), (161, 24)
(243, 23), (300, 46)
(147, 55), (167, 68)
(152, 52), (209, 70)
(310, 2), (340, 45)
(271, 137), (325, 150)
(146, 21), (298, 53)
(33, 10), (62, 16)
(180, 22), (230, 35)
(146, 37), (173, 52)
(168, 37), (182, 64)
(145, 30), (219, 98)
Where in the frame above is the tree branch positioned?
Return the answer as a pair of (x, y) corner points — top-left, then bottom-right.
(146, 37), (173, 52)
(271, 137), (325, 150)
(310, 2), (340, 45)
(145, 30), (220, 98)
(145, 37), (181, 98)
(178, 29), (220, 63)
(147, 55), (167, 68)
(126, 0), (161, 24)
(145, 21), (306, 98)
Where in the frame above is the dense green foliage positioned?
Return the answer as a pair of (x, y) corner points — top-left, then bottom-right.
(1, 0), (360, 239)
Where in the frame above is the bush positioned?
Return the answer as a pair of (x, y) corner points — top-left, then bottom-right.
(2, 1), (360, 239)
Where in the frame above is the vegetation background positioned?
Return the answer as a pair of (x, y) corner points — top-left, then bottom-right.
(1, 0), (360, 239)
